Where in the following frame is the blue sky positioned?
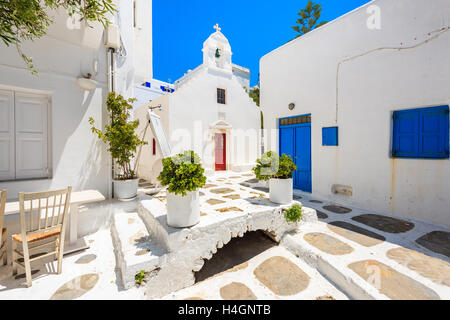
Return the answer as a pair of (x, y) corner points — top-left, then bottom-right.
(153, 0), (371, 86)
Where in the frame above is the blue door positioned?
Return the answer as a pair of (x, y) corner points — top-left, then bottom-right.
(279, 115), (312, 192)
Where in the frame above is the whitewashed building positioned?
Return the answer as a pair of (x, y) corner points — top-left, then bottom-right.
(135, 25), (261, 183)
(0, 0), (152, 202)
(133, 79), (175, 112)
(260, 0), (450, 227)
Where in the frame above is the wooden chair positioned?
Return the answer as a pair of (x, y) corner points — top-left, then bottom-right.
(12, 187), (72, 287)
(0, 190), (7, 266)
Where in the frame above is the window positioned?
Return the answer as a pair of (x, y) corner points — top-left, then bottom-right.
(322, 127), (339, 146)
(392, 105), (449, 159)
(279, 115), (311, 126)
(217, 88), (226, 104)
(152, 138), (156, 155)
(0, 89), (51, 181)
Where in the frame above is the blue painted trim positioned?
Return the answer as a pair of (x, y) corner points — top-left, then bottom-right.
(278, 114), (312, 193)
(392, 105), (449, 159)
(322, 127), (339, 146)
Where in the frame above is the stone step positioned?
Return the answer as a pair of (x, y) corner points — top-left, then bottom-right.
(111, 210), (168, 289)
(137, 198), (175, 252)
(281, 232), (443, 300)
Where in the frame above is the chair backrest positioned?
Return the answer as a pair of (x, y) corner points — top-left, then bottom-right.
(0, 190), (6, 237)
(18, 187), (72, 240)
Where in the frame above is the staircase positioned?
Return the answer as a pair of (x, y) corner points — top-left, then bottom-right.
(110, 203), (168, 289)
(110, 189), (312, 298)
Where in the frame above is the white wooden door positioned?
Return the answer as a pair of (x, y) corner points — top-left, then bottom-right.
(0, 90), (15, 180)
(14, 92), (49, 179)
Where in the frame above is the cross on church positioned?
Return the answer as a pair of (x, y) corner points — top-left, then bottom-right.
(214, 24), (221, 32)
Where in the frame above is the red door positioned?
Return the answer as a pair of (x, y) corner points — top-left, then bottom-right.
(215, 133), (226, 171)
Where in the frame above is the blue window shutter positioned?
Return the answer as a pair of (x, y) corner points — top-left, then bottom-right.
(392, 105), (449, 159)
(322, 127), (338, 146)
(419, 106), (449, 158)
(392, 110), (419, 157)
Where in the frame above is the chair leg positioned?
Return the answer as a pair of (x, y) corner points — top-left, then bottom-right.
(22, 242), (32, 287)
(11, 240), (17, 276)
(1, 233), (6, 266)
(55, 238), (59, 260)
(57, 235), (64, 274)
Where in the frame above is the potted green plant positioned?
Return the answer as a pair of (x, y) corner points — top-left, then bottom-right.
(89, 92), (146, 200)
(157, 151), (207, 228)
(253, 152), (297, 204)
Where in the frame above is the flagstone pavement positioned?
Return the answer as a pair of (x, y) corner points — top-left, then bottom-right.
(0, 171), (448, 300)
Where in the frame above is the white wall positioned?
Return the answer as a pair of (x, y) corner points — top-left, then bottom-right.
(0, 1), (153, 201)
(169, 68), (261, 172)
(133, 80), (174, 112)
(260, 0), (450, 227)
(134, 95), (170, 184)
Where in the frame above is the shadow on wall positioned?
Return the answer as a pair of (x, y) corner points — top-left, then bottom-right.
(76, 89), (109, 193)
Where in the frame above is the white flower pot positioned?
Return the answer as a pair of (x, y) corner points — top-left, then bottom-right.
(167, 190), (200, 228)
(269, 178), (293, 204)
(113, 178), (139, 200)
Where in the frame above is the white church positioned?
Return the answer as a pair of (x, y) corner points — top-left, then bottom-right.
(135, 25), (261, 183)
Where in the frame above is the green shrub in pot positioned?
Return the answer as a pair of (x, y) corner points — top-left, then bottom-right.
(253, 151), (297, 181)
(158, 150), (207, 196)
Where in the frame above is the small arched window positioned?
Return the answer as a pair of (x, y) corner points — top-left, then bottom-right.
(152, 138), (156, 155)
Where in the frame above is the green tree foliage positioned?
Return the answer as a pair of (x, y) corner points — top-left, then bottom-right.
(89, 92), (146, 180)
(292, 1), (327, 39)
(0, 0), (116, 74)
(249, 86), (260, 107)
(284, 203), (303, 223)
(158, 151), (207, 196)
(253, 152), (297, 181)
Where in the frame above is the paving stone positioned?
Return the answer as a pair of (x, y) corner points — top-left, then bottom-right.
(387, 247), (450, 286)
(210, 188), (235, 194)
(206, 198), (226, 205)
(348, 260), (440, 300)
(254, 187), (269, 193)
(203, 184), (217, 188)
(309, 200), (323, 204)
(245, 179), (259, 183)
(316, 295), (335, 300)
(129, 232), (145, 245)
(216, 207), (243, 213)
(200, 212), (208, 216)
(220, 282), (257, 300)
(352, 214), (415, 234)
(223, 194), (241, 200)
(323, 205), (352, 214)
(293, 195), (302, 200)
(242, 174), (254, 177)
(416, 231), (450, 258)
(75, 254), (97, 264)
(50, 274), (99, 300)
(253, 256), (310, 296)
(303, 233), (354, 255)
(327, 221), (385, 247)
(135, 249), (150, 256)
(128, 218), (135, 224)
(316, 210), (328, 220)
(230, 176), (242, 179)
(184, 297), (204, 300)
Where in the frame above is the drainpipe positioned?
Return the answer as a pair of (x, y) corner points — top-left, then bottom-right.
(107, 47), (116, 198)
